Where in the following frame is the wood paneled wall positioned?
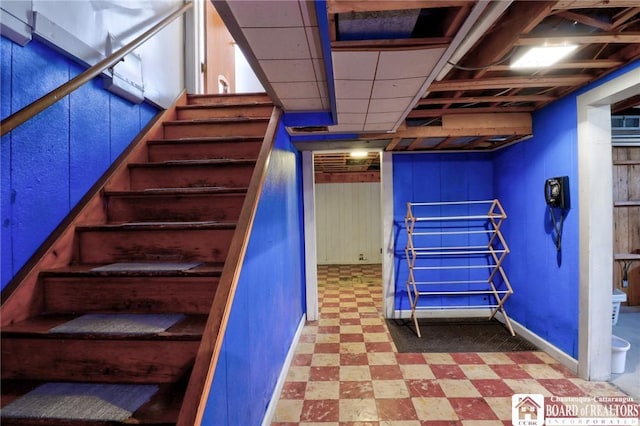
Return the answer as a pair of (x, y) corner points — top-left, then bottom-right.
(315, 182), (382, 265)
(613, 146), (640, 305)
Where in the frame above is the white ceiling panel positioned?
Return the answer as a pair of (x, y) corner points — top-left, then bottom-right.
(227, 1), (303, 28)
(271, 81), (321, 99)
(368, 97), (414, 113)
(338, 113), (367, 124)
(337, 99), (369, 113)
(376, 48), (446, 79)
(281, 98), (325, 110)
(260, 59), (316, 83)
(299, 1), (318, 27)
(334, 80), (373, 99)
(365, 112), (402, 124)
(371, 78), (424, 99)
(243, 27), (310, 60)
(312, 59), (326, 82)
(305, 27), (322, 59)
(332, 51), (378, 80)
(364, 122), (398, 132)
(329, 123), (364, 132)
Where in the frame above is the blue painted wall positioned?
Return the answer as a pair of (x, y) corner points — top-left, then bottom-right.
(493, 59), (640, 358)
(393, 152), (495, 311)
(202, 121), (306, 425)
(1, 36), (158, 289)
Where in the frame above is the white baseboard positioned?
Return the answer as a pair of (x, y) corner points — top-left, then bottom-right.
(261, 314), (306, 426)
(393, 309), (578, 374)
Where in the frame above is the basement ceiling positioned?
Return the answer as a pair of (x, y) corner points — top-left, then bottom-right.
(213, 0), (640, 153)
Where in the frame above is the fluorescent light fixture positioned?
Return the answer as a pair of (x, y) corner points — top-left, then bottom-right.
(511, 44), (578, 69)
(350, 150), (368, 158)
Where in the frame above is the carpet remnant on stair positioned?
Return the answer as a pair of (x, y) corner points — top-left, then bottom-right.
(387, 317), (539, 353)
(90, 262), (202, 272)
(1, 383), (158, 421)
(49, 313), (185, 334)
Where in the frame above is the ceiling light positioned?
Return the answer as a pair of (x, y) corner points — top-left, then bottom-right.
(511, 44), (578, 69)
(350, 150), (368, 158)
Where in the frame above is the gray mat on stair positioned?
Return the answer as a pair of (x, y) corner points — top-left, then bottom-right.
(1, 383), (158, 421)
(91, 262), (202, 272)
(50, 313), (185, 334)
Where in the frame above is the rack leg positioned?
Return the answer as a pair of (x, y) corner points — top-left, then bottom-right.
(412, 311), (422, 338)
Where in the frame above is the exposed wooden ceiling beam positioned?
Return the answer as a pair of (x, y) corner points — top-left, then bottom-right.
(418, 95), (555, 105)
(516, 32), (640, 45)
(464, 136), (491, 150)
(408, 106), (533, 118)
(326, 1), (474, 14)
(460, 1), (557, 70)
(554, 1), (640, 9)
(407, 137), (427, 151)
(367, 113), (532, 139)
(429, 75), (592, 91)
(331, 38), (451, 50)
(487, 59), (623, 71)
(612, 95), (640, 114)
(433, 137), (457, 149)
(612, 7), (640, 29)
(385, 137), (402, 151)
(555, 10), (613, 30)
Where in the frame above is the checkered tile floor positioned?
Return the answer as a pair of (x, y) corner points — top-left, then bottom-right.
(271, 264), (633, 425)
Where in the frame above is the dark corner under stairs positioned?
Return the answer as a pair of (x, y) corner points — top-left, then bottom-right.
(1, 93), (274, 425)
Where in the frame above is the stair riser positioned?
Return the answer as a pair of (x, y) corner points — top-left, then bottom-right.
(77, 228), (234, 264)
(177, 105), (273, 120)
(187, 94), (270, 106)
(148, 140), (261, 162)
(107, 193), (245, 223)
(1, 339), (198, 383)
(129, 164), (254, 190)
(44, 277), (218, 314)
(163, 121), (268, 138)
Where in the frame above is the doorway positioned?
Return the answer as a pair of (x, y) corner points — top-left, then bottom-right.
(303, 150), (391, 321)
(577, 66), (640, 382)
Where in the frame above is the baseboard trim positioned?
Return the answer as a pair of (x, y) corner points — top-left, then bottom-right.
(262, 314), (306, 426)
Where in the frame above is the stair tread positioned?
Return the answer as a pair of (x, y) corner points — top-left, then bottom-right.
(163, 117), (269, 125)
(147, 135), (263, 144)
(41, 263), (224, 277)
(177, 101), (272, 109)
(76, 221), (236, 231)
(128, 158), (257, 168)
(104, 186), (248, 196)
(1, 379), (185, 425)
(1, 314), (206, 339)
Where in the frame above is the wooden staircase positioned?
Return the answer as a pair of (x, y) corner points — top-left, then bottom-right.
(0, 93), (274, 425)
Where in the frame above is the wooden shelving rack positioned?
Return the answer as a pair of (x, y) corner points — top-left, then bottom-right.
(404, 199), (515, 337)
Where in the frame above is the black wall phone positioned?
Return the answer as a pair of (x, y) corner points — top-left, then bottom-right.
(544, 176), (569, 251)
(544, 176), (569, 209)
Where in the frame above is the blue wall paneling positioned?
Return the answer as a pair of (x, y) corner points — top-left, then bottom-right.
(202, 121), (306, 425)
(0, 35), (158, 289)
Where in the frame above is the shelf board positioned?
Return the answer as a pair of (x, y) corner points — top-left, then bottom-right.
(614, 200), (640, 207)
(614, 253), (640, 260)
(613, 160), (640, 165)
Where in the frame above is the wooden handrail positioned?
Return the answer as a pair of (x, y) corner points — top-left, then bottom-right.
(177, 107), (283, 426)
(0, 2), (192, 136)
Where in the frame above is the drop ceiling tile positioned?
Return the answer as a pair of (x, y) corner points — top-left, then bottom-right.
(365, 112), (403, 124)
(338, 113), (366, 124)
(228, 1), (303, 27)
(376, 48), (446, 79)
(312, 59), (327, 82)
(299, 0), (318, 26)
(243, 27), (310, 60)
(334, 80), (373, 99)
(371, 77), (424, 99)
(260, 59), (316, 82)
(271, 81), (320, 99)
(305, 27), (323, 59)
(329, 123), (364, 133)
(364, 122), (398, 132)
(332, 51), (378, 80)
(281, 98), (325, 110)
(368, 97), (414, 113)
(337, 99), (369, 113)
